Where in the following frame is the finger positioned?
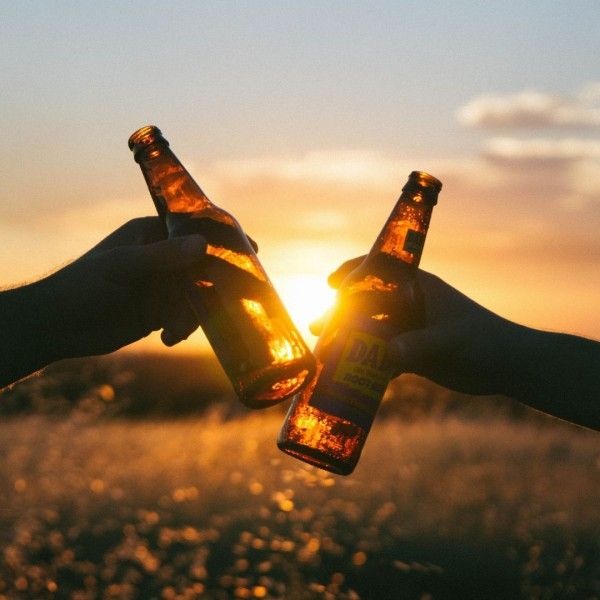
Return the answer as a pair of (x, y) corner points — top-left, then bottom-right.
(327, 256), (366, 288)
(160, 296), (201, 347)
(104, 234), (207, 279)
(64, 326), (154, 357)
(309, 315), (327, 336)
(85, 217), (167, 257)
(161, 309), (201, 346)
(308, 304), (337, 336)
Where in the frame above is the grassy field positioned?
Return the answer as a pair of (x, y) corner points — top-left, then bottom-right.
(0, 355), (598, 599)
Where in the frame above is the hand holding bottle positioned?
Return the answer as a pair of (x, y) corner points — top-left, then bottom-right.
(278, 172), (443, 474)
(129, 126), (316, 407)
(0, 217), (207, 389)
(326, 259), (600, 431)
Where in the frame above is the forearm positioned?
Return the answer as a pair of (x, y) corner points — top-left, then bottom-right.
(0, 280), (60, 389)
(505, 325), (600, 430)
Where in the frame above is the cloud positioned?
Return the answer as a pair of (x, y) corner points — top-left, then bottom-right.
(204, 150), (403, 189)
(560, 159), (600, 211)
(4, 147), (597, 285)
(457, 84), (600, 211)
(298, 209), (352, 232)
(199, 150), (449, 214)
(479, 137), (600, 209)
(483, 137), (600, 162)
(457, 83), (600, 129)
(186, 151), (600, 282)
(196, 151), (422, 248)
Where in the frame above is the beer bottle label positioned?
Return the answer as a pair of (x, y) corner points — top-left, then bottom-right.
(309, 328), (389, 429)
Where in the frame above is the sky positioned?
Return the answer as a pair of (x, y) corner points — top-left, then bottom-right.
(1, 1), (599, 352)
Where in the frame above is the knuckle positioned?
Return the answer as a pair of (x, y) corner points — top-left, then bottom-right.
(127, 216), (155, 228)
(126, 216), (164, 243)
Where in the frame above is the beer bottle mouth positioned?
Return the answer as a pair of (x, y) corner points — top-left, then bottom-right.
(402, 171), (442, 205)
(128, 125), (164, 149)
(128, 125), (169, 162)
(409, 171), (442, 191)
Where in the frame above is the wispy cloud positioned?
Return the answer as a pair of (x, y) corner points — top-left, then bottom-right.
(197, 151), (420, 249)
(480, 138), (600, 210)
(457, 83), (600, 129)
(3, 142), (598, 287)
(2, 147), (598, 338)
(204, 150), (403, 189)
(192, 151), (600, 262)
(483, 137), (600, 162)
(457, 84), (600, 211)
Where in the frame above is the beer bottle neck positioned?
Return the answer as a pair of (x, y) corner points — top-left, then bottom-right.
(129, 126), (213, 217)
(368, 172), (440, 268)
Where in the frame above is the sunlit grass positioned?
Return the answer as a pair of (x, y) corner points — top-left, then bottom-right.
(0, 408), (598, 599)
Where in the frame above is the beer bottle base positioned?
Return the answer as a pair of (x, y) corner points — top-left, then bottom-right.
(236, 362), (315, 409)
(277, 439), (358, 476)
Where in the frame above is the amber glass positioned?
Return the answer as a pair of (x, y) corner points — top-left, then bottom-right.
(278, 171), (442, 474)
(129, 126), (316, 408)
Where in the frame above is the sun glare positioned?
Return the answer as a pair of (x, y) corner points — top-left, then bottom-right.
(276, 274), (337, 344)
(136, 272), (337, 354)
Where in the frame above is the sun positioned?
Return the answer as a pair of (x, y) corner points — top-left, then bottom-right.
(275, 274), (337, 344)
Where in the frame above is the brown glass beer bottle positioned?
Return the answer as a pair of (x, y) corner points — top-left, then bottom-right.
(128, 125), (315, 408)
(277, 171), (442, 474)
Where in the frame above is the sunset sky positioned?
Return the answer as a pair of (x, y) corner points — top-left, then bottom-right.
(1, 2), (599, 352)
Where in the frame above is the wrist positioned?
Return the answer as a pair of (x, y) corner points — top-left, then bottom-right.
(0, 278), (63, 387)
(491, 319), (540, 400)
(503, 325), (600, 428)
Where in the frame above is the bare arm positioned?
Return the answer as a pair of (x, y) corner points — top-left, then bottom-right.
(501, 326), (599, 429)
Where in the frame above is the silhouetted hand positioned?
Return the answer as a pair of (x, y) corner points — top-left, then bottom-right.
(0, 217), (207, 388)
(322, 256), (600, 431)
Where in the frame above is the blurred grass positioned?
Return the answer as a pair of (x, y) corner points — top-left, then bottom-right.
(0, 354), (599, 599)
(0, 354), (235, 420)
(0, 352), (536, 423)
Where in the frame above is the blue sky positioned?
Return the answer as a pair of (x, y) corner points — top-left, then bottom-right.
(2, 1), (597, 159)
(1, 1), (599, 345)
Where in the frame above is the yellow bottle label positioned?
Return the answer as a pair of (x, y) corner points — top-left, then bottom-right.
(308, 328), (389, 429)
(332, 331), (389, 402)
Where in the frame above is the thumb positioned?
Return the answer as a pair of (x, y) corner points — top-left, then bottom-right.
(327, 255), (366, 289)
(103, 234), (207, 279)
(387, 327), (448, 377)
